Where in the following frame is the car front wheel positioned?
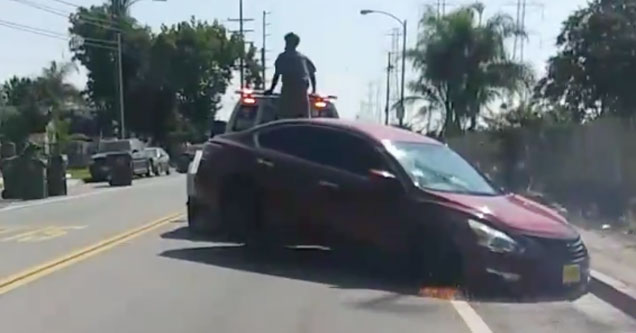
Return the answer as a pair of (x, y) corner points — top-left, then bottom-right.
(410, 231), (464, 289)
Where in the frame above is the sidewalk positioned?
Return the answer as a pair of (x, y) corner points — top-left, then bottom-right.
(0, 178), (84, 209)
(575, 224), (636, 317)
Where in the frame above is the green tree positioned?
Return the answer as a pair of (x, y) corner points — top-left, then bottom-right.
(69, 4), (261, 142)
(536, 0), (636, 122)
(0, 77), (48, 143)
(153, 18), (245, 140)
(69, 2), (151, 137)
(34, 61), (82, 122)
(408, 3), (533, 137)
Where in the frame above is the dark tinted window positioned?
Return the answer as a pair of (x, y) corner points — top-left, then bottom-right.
(233, 105), (258, 131)
(258, 100), (277, 125)
(258, 125), (384, 175)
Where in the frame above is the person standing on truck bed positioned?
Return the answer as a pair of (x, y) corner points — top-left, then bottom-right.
(264, 32), (317, 119)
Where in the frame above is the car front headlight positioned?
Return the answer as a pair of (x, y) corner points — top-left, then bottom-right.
(468, 219), (523, 254)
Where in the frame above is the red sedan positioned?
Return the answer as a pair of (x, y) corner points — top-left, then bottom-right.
(188, 118), (589, 298)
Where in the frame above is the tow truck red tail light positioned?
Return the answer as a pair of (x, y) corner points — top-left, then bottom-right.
(237, 88), (257, 105)
(312, 95), (329, 109)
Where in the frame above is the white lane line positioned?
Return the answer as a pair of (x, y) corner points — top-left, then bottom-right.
(0, 176), (182, 213)
(451, 300), (494, 333)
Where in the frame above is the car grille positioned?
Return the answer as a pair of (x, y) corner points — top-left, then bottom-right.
(530, 236), (588, 263)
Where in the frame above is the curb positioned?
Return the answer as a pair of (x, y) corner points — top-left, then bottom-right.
(590, 270), (636, 318)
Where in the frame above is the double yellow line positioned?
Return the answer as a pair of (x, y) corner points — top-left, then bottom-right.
(0, 212), (184, 295)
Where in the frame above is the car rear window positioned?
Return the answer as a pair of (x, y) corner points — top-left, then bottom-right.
(233, 105), (258, 131)
(98, 140), (131, 153)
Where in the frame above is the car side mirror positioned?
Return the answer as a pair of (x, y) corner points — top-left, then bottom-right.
(132, 149), (139, 154)
(368, 169), (402, 194)
(210, 120), (227, 138)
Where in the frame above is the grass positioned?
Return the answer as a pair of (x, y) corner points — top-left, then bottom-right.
(67, 168), (91, 181)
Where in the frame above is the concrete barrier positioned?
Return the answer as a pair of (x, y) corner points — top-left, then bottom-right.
(590, 270), (636, 319)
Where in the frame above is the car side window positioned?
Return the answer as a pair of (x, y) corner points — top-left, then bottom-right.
(258, 125), (385, 176)
(258, 126), (310, 159)
(309, 129), (385, 175)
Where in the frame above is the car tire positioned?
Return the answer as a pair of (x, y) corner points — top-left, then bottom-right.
(145, 162), (153, 177)
(165, 165), (171, 175)
(220, 177), (267, 247)
(187, 197), (221, 235)
(410, 230), (464, 289)
(150, 161), (159, 177)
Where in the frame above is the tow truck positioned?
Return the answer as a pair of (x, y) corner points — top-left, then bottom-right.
(226, 89), (339, 133)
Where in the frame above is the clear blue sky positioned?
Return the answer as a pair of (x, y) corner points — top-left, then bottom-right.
(1, 0), (588, 121)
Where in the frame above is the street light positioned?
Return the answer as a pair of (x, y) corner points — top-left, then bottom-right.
(360, 9), (407, 128)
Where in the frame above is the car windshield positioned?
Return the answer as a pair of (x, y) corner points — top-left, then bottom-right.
(385, 141), (498, 196)
(98, 140), (131, 153)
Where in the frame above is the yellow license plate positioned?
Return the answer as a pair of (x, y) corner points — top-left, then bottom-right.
(563, 264), (581, 284)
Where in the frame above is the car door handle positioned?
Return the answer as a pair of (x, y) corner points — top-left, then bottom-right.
(257, 158), (275, 168)
(318, 180), (340, 190)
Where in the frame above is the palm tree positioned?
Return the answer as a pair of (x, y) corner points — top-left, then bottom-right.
(34, 61), (81, 152)
(407, 3), (533, 137)
(35, 61), (80, 113)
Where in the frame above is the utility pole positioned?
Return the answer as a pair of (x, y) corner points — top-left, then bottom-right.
(261, 11), (271, 89)
(520, 0), (527, 61)
(228, 0), (254, 88)
(508, 0), (544, 62)
(384, 52), (393, 125)
(239, 0), (244, 87)
(398, 19), (406, 127)
(116, 32), (125, 138)
(113, 0), (126, 139)
(388, 28), (401, 111)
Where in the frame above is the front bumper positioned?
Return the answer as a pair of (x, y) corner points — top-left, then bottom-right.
(89, 162), (110, 180)
(465, 236), (590, 299)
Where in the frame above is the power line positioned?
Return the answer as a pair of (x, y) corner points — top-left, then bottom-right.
(8, 0), (122, 32)
(0, 18), (117, 45)
(46, 0), (80, 7)
(8, 0), (68, 17)
(0, 21), (66, 41)
(0, 18), (67, 37)
(0, 20), (118, 51)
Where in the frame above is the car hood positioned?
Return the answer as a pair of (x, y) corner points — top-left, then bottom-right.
(425, 191), (578, 239)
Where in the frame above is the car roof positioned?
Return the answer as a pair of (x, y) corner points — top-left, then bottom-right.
(265, 118), (442, 145)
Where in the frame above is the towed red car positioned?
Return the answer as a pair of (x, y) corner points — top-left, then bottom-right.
(188, 118), (589, 297)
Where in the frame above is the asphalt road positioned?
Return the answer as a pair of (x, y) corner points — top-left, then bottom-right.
(0, 175), (635, 332)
